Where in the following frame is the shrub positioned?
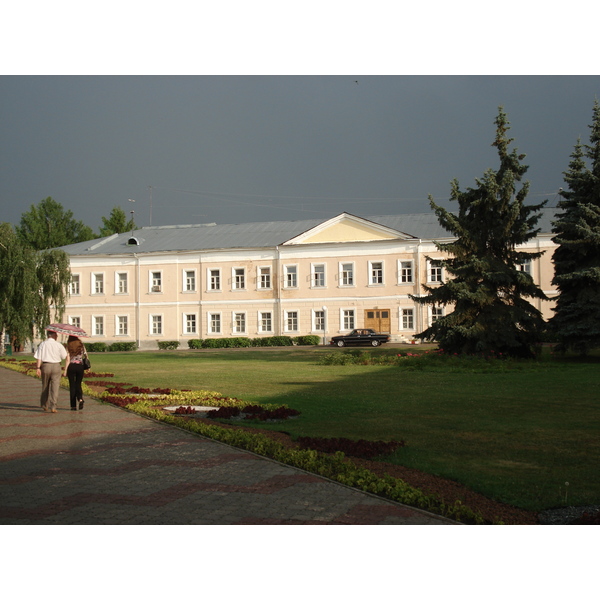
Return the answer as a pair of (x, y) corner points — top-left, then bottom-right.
(294, 335), (322, 346)
(108, 342), (137, 352)
(85, 342), (108, 353)
(297, 436), (405, 459)
(188, 339), (203, 349)
(157, 340), (180, 350)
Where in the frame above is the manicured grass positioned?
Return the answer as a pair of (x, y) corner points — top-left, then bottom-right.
(81, 347), (600, 511)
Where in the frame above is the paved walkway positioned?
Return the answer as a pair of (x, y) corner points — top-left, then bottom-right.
(0, 366), (452, 525)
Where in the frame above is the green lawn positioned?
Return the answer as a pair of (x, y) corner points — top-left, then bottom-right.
(85, 347), (600, 512)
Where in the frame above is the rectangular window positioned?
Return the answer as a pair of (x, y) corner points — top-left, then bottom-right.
(428, 260), (443, 283)
(312, 264), (325, 288)
(69, 316), (81, 328)
(285, 311), (298, 332)
(517, 259), (532, 275)
(151, 272), (162, 293)
(340, 263), (354, 286)
(285, 265), (298, 288)
(431, 306), (444, 324)
(70, 274), (80, 295)
(93, 316), (104, 336)
(233, 268), (245, 290)
(185, 314), (197, 334)
(259, 311), (272, 333)
(209, 269), (221, 291)
(117, 315), (128, 336)
(209, 313), (221, 334)
(370, 261), (383, 285)
(93, 274), (104, 295)
(117, 272), (128, 294)
(343, 309), (355, 330)
(233, 312), (246, 334)
(258, 267), (271, 289)
(184, 270), (196, 292)
(314, 310), (325, 331)
(401, 308), (414, 330)
(151, 315), (162, 335)
(399, 261), (413, 284)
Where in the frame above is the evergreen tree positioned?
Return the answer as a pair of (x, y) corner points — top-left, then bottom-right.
(550, 100), (600, 355)
(0, 223), (71, 352)
(16, 197), (96, 250)
(411, 107), (548, 358)
(99, 206), (136, 237)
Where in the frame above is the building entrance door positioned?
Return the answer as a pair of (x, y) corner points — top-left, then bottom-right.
(364, 309), (390, 333)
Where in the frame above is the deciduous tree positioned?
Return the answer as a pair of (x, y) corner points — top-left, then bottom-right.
(411, 107), (548, 358)
(0, 222), (71, 352)
(16, 196), (96, 250)
(99, 206), (136, 237)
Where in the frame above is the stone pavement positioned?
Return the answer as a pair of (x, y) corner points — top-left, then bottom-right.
(0, 366), (452, 525)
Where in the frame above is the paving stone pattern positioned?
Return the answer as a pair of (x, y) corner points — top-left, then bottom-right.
(0, 366), (451, 525)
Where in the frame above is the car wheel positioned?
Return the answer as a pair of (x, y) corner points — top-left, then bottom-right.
(371, 340), (380, 347)
(336, 340), (345, 347)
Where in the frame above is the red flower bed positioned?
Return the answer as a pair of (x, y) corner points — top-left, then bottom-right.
(206, 405), (300, 421)
(296, 436), (405, 459)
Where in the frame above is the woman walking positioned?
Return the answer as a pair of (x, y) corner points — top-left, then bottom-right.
(64, 335), (86, 411)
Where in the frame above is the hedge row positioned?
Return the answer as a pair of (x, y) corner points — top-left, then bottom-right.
(187, 335), (321, 349)
(85, 342), (138, 352)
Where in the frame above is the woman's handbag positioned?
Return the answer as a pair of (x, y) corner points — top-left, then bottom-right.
(82, 353), (91, 370)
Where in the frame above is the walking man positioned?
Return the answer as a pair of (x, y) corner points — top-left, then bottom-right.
(34, 330), (68, 413)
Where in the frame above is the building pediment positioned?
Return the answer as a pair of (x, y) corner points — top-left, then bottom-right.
(282, 213), (415, 245)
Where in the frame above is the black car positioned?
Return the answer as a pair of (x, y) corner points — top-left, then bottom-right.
(329, 329), (391, 347)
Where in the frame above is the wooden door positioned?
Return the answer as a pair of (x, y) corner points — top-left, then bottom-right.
(364, 309), (390, 333)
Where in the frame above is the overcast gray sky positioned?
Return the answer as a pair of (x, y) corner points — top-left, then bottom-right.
(1, 75), (598, 231)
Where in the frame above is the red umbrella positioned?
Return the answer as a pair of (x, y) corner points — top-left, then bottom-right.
(46, 323), (89, 337)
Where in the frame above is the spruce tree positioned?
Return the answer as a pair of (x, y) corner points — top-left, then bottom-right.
(550, 100), (600, 355)
(411, 107), (548, 358)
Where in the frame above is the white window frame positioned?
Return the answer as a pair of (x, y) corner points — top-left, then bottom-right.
(429, 306), (444, 326)
(257, 266), (271, 290)
(340, 308), (355, 331)
(208, 312), (222, 334)
(284, 264), (298, 289)
(427, 260), (444, 283)
(207, 268), (221, 292)
(92, 273), (104, 295)
(115, 272), (128, 295)
(92, 315), (104, 336)
(398, 260), (414, 284)
(232, 267), (246, 290)
(116, 315), (129, 336)
(339, 262), (354, 287)
(183, 313), (197, 335)
(312, 309), (325, 333)
(400, 307), (415, 330)
(183, 269), (197, 292)
(233, 311), (246, 334)
(285, 310), (299, 333)
(517, 259), (532, 275)
(369, 260), (384, 285)
(69, 316), (82, 328)
(150, 314), (163, 335)
(150, 271), (162, 293)
(258, 311), (273, 333)
(311, 263), (326, 288)
(69, 273), (80, 296)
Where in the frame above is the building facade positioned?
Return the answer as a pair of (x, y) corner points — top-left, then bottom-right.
(59, 211), (558, 349)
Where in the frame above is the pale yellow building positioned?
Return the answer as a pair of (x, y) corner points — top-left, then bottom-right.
(58, 210), (558, 349)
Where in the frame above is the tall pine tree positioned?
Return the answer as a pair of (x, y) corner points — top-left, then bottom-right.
(411, 107), (548, 358)
(550, 100), (600, 355)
